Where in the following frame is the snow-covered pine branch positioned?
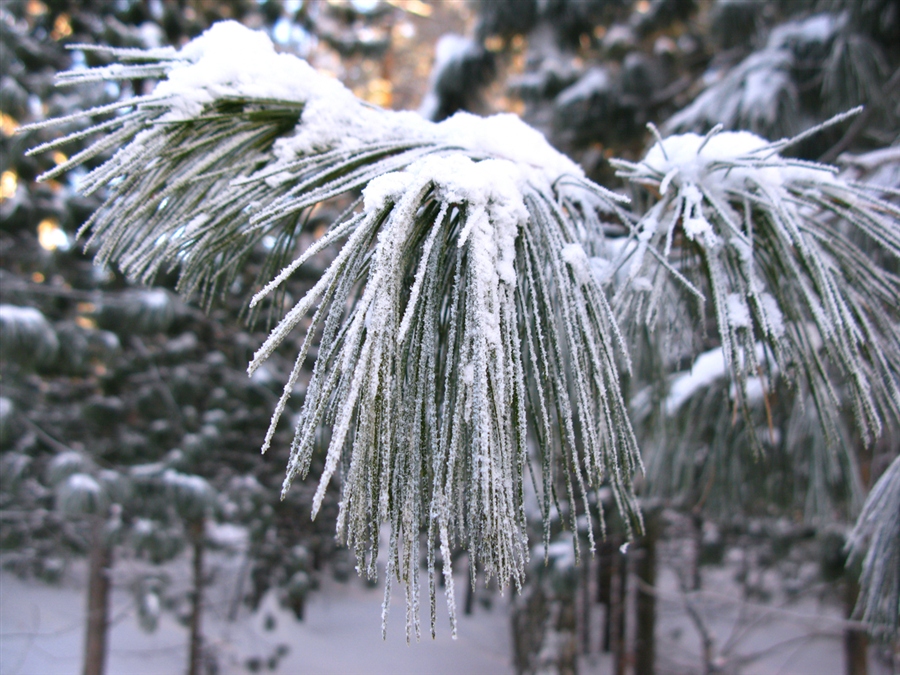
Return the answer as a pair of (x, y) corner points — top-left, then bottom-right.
(847, 454), (900, 637)
(664, 11), (892, 140)
(631, 343), (864, 521)
(26, 21), (642, 640)
(611, 123), (900, 452)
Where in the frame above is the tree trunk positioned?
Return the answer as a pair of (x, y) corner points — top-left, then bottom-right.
(844, 577), (868, 675)
(610, 547), (628, 675)
(580, 549), (591, 654)
(598, 541), (615, 652)
(691, 512), (703, 591)
(634, 509), (659, 675)
(83, 515), (113, 675)
(465, 554), (475, 616)
(187, 519), (205, 675)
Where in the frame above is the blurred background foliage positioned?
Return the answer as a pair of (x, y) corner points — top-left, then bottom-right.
(0, 1), (897, 674)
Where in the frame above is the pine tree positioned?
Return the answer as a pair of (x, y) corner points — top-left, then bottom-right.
(1, 5), (340, 674)
(23, 13), (899, 659)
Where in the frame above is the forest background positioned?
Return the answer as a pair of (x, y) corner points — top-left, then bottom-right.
(0, 1), (897, 674)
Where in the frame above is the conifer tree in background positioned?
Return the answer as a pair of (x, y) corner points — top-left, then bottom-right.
(3, 1), (899, 673)
(1, 4), (335, 675)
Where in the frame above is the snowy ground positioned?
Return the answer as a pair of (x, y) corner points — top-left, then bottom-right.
(1, 555), (893, 675)
(0, 557), (514, 675)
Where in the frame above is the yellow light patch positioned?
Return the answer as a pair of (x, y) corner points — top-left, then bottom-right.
(365, 78), (393, 108)
(636, 0), (651, 14)
(75, 316), (97, 330)
(25, 0), (47, 16)
(52, 151), (68, 165)
(484, 36), (504, 52)
(385, 0), (432, 17)
(0, 171), (17, 202)
(51, 13), (73, 40)
(32, 272), (45, 283)
(37, 218), (70, 252)
(0, 113), (19, 136)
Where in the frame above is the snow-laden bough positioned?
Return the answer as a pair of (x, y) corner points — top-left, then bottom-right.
(611, 120), (900, 453)
(25, 21), (642, 640)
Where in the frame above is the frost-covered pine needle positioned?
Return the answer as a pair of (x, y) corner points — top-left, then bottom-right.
(846, 454), (900, 638)
(611, 122), (900, 452)
(26, 21), (643, 639)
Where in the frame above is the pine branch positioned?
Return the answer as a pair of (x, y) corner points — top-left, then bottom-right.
(612, 121), (900, 456)
(847, 454), (900, 638)
(25, 21), (641, 639)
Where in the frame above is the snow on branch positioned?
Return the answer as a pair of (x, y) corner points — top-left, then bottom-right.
(613, 122), (900, 451)
(847, 454), (900, 637)
(26, 21), (641, 640)
(664, 12), (847, 138)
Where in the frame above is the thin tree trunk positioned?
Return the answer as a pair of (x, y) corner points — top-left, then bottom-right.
(227, 548), (250, 622)
(580, 549), (591, 654)
(465, 554), (475, 616)
(187, 518), (205, 675)
(844, 577), (868, 675)
(610, 547), (628, 675)
(598, 541), (614, 652)
(691, 512), (703, 591)
(83, 515), (113, 675)
(634, 509), (659, 675)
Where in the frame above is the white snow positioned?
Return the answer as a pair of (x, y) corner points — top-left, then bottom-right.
(362, 172), (416, 212)
(561, 243), (592, 286)
(138, 289), (170, 310)
(665, 344), (774, 414)
(767, 12), (845, 50)
(555, 67), (613, 108)
(161, 469), (212, 497)
(666, 348), (729, 414)
(206, 522), (248, 550)
(146, 21), (580, 184)
(757, 292), (785, 337)
(435, 112), (583, 182)
(0, 562), (515, 675)
(48, 451), (86, 475)
(0, 305), (52, 332)
(725, 293), (751, 328)
(153, 21), (347, 121)
(363, 154), (528, 288)
(626, 129), (839, 253)
(664, 49), (795, 137)
(0, 560), (855, 675)
(418, 34), (478, 120)
(65, 473), (102, 495)
(642, 131), (769, 186)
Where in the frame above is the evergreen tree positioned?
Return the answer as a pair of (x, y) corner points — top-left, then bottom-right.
(1, 4), (340, 674)
(5, 1), (899, 673)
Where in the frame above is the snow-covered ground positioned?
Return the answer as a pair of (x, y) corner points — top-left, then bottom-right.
(1, 556), (893, 675)
(0, 558), (514, 675)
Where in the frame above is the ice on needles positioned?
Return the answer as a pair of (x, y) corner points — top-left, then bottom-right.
(29, 21), (642, 639)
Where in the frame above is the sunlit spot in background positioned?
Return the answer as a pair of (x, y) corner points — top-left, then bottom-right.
(386, 0), (431, 17)
(51, 13), (72, 40)
(0, 113), (19, 136)
(37, 218), (70, 251)
(25, 0), (47, 17)
(0, 170), (18, 201)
